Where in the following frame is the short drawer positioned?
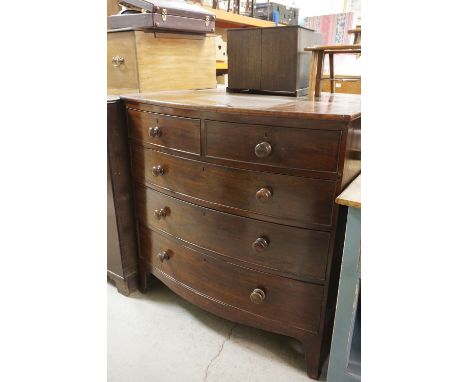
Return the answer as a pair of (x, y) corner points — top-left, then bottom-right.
(132, 146), (336, 228)
(135, 185), (331, 281)
(127, 108), (201, 155)
(205, 120), (341, 173)
(139, 225), (323, 333)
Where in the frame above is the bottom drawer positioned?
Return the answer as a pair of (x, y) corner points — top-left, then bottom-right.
(139, 225), (324, 333)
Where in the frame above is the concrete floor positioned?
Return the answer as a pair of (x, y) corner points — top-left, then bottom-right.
(108, 280), (328, 382)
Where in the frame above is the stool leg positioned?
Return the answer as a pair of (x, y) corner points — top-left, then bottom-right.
(314, 51), (324, 97)
(308, 51), (318, 98)
(329, 53), (335, 93)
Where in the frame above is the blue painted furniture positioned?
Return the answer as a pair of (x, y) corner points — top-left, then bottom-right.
(327, 175), (361, 382)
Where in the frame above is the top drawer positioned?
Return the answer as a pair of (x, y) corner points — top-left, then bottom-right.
(205, 121), (341, 173)
(127, 108), (201, 155)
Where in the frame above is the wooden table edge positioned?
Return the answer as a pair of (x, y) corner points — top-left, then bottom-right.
(336, 174), (361, 208)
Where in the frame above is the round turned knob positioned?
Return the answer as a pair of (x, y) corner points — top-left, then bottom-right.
(151, 165), (164, 177)
(154, 207), (168, 220)
(112, 56), (125, 67)
(256, 187), (272, 203)
(250, 288), (266, 304)
(158, 250), (170, 262)
(252, 237), (269, 252)
(254, 142), (272, 158)
(148, 126), (162, 138)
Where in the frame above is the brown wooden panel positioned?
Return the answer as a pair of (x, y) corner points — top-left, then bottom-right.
(205, 120), (341, 174)
(107, 31), (139, 94)
(121, 89), (361, 122)
(107, 162), (123, 276)
(139, 225), (323, 333)
(107, 97), (139, 295)
(227, 28), (262, 90)
(341, 119), (361, 190)
(134, 185), (331, 282)
(135, 32), (216, 92)
(260, 27), (297, 92)
(322, 76), (361, 94)
(127, 108), (201, 155)
(132, 147), (337, 228)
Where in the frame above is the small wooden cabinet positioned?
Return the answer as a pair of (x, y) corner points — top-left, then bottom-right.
(121, 88), (361, 378)
(227, 26), (322, 96)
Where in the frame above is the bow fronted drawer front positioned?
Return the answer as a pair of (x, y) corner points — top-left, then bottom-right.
(205, 120), (342, 174)
(132, 147), (336, 229)
(139, 225), (323, 334)
(134, 185), (331, 282)
(128, 109), (201, 155)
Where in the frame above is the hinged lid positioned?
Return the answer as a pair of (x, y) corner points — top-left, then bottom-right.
(119, 0), (215, 20)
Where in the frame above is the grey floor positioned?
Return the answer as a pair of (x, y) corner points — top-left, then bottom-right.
(108, 280), (328, 382)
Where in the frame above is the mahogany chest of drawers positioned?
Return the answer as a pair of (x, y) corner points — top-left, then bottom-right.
(120, 88), (361, 379)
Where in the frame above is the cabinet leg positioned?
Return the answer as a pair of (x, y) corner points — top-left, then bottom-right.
(138, 268), (154, 293)
(108, 273), (137, 296)
(113, 278), (131, 296)
(303, 337), (322, 380)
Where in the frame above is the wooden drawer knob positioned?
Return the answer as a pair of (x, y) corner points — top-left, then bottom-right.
(252, 237), (269, 252)
(158, 250), (170, 262)
(148, 126), (162, 138)
(154, 207), (169, 220)
(254, 142), (272, 158)
(250, 288), (266, 304)
(256, 187), (272, 202)
(151, 165), (165, 177)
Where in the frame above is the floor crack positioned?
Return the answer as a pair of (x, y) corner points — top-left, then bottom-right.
(203, 323), (237, 382)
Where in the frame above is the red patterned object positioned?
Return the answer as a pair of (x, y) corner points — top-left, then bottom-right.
(304, 12), (354, 45)
(303, 12), (360, 76)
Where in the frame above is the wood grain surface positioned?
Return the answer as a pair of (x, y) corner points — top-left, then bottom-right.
(120, 87), (361, 121)
(227, 28), (262, 90)
(133, 183), (331, 282)
(107, 31), (139, 94)
(135, 31), (216, 92)
(139, 225), (324, 333)
(205, 120), (341, 173)
(336, 174), (361, 208)
(131, 146), (337, 229)
(127, 108), (201, 155)
(107, 97), (139, 295)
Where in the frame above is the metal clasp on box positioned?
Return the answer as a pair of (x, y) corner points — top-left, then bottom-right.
(161, 8), (167, 22)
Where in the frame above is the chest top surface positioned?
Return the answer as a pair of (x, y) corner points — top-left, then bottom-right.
(120, 87), (361, 122)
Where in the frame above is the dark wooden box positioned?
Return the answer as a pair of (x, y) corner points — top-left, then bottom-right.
(108, 0), (216, 34)
(254, 2), (299, 25)
(227, 26), (322, 96)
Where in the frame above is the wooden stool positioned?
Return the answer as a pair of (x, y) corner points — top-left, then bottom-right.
(305, 45), (361, 97)
(348, 26), (361, 45)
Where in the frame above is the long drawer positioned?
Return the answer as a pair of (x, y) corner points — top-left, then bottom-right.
(127, 108), (201, 155)
(205, 120), (341, 173)
(134, 185), (330, 281)
(132, 146), (336, 228)
(139, 225), (323, 333)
